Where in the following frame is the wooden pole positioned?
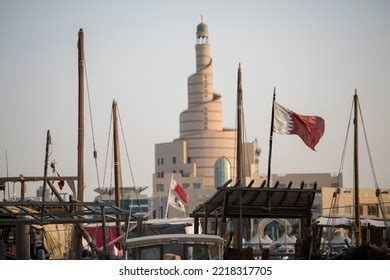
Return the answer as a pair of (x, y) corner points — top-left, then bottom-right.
(112, 100), (123, 250)
(20, 180), (26, 201)
(236, 64), (243, 186)
(266, 87), (276, 188)
(42, 130), (51, 202)
(353, 90), (361, 246)
(76, 28), (85, 259)
(233, 63), (243, 250)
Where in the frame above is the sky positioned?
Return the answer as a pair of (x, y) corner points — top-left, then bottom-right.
(0, 0), (389, 201)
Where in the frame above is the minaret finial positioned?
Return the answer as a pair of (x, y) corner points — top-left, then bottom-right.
(200, 14), (204, 23)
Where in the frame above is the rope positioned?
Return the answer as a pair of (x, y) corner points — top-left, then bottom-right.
(326, 99), (354, 254)
(116, 105), (137, 188)
(357, 98), (389, 238)
(102, 110), (113, 189)
(83, 53), (101, 189)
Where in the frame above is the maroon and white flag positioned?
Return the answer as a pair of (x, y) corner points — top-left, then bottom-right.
(170, 178), (188, 203)
(273, 102), (325, 150)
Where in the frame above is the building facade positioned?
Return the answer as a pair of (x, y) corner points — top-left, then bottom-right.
(153, 21), (258, 218)
(271, 173), (343, 217)
(321, 187), (390, 219)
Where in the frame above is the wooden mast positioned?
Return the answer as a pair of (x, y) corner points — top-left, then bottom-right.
(76, 28), (85, 259)
(233, 63), (244, 250)
(266, 87), (276, 188)
(353, 90), (361, 246)
(112, 100), (123, 250)
(42, 130), (51, 202)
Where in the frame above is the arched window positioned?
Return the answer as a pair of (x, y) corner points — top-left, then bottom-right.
(214, 157), (231, 188)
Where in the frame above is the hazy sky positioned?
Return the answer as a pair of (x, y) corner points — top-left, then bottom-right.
(1, 0), (389, 201)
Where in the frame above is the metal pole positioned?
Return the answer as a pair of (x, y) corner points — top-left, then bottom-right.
(266, 87), (276, 188)
(112, 100), (123, 250)
(76, 28), (85, 259)
(165, 175), (173, 219)
(42, 130), (51, 202)
(353, 90), (361, 246)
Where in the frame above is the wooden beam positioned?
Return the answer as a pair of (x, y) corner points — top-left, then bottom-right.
(0, 176), (77, 183)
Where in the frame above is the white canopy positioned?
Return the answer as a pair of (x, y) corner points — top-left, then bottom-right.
(246, 235), (260, 244)
(315, 217), (388, 228)
(260, 234), (273, 244)
(274, 233), (296, 244)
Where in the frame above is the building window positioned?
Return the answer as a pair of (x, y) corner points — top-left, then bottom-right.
(345, 206), (352, 215)
(161, 158), (164, 165)
(214, 156), (231, 188)
(193, 183), (201, 189)
(187, 157), (191, 163)
(173, 157), (176, 164)
(387, 206), (390, 214)
(156, 184), (164, 192)
(157, 158), (160, 165)
(360, 205), (364, 215)
(161, 171), (164, 178)
(368, 205), (379, 216)
(173, 170), (176, 173)
(182, 183), (190, 189)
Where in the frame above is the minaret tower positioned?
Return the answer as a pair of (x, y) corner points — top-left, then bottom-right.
(180, 18), (222, 137)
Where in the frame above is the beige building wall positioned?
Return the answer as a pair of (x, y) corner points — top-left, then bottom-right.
(321, 187), (390, 219)
(270, 173), (343, 218)
(153, 21), (259, 218)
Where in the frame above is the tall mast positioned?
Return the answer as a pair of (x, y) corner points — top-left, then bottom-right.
(76, 28), (85, 259)
(233, 63), (244, 250)
(236, 63), (244, 185)
(42, 130), (51, 202)
(353, 90), (361, 246)
(112, 100), (123, 250)
(266, 87), (276, 188)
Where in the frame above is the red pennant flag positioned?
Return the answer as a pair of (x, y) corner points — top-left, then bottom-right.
(58, 180), (65, 190)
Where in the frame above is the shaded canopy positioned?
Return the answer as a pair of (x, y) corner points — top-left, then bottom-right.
(191, 183), (319, 220)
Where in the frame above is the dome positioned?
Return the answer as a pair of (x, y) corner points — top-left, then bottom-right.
(196, 22), (208, 37)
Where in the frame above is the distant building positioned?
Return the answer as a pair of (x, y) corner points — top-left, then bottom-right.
(271, 173), (343, 217)
(321, 186), (390, 219)
(94, 187), (151, 216)
(153, 20), (259, 218)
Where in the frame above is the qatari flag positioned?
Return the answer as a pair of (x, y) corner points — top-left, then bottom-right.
(273, 102), (325, 150)
(170, 178), (188, 203)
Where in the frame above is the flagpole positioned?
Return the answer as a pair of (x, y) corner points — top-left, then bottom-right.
(165, 174), (173, 219)
(266, 87), (276, 188)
